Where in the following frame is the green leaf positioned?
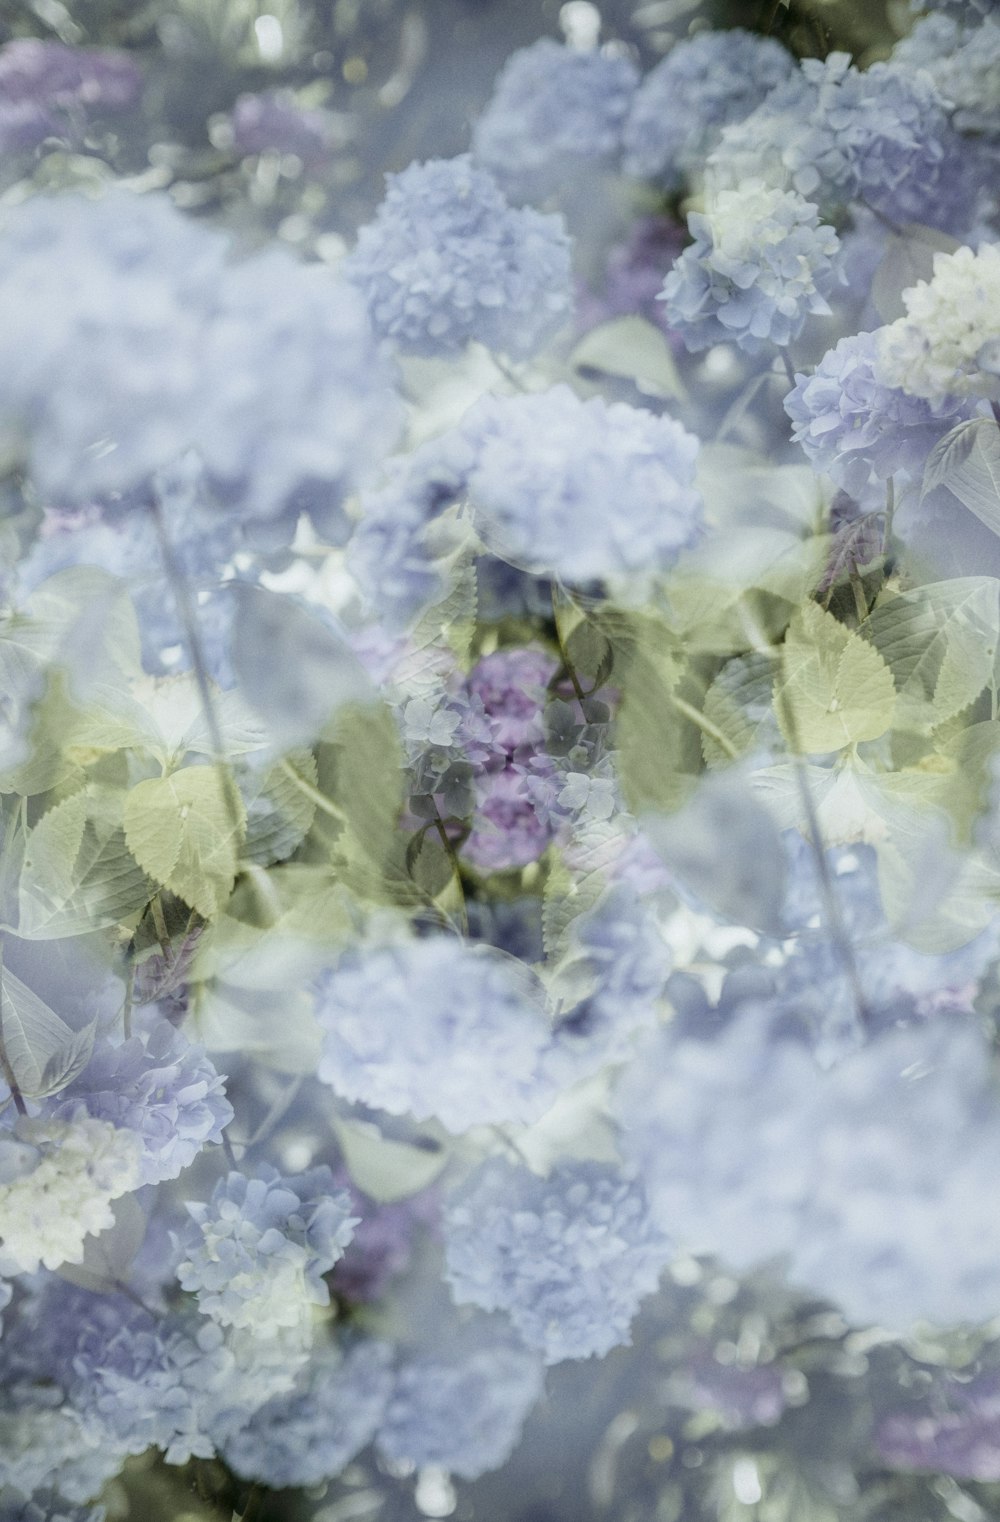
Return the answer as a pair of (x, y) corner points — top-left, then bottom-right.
(240, 750), (318, 867)
(123, 765), (246, 920)
(865, 578), (1000, 734)
(569, 315), (685, 400)
(0, 964), (96, 1099)
(330, 1113), (448, 1203)
(922, 417), (1000, 535)
(775, 602), (896, 753)
(666, 526), (830, 656)
(15, 788), (155, 939)
(701, 652), (776, 767)
(312, 702), (407, 903)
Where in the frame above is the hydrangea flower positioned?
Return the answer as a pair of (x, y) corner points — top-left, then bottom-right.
(0, 1117), (142, 1276)
(444, 1158), (671, 1363)
(0, 1495), (106, 1522)
(176, 1166), (357, 1338)
(472, 38), (639, 197)
(660, 181), (841, 354)
(894, 13), (1000, 135)
(224, 90), (341, 165)
(622, 30), (794, 191)
(54, 1023), (233, 1186)
(222, 1338), (394, 1485)
(876, 1368), (1000, 1481)
(0, 39), (141, 157)
(376, 1317), (544, 1479)
(875, 244), (1000, 402)
(315, 938), (556, 1133)
(465, 647), (557, 752)
(344, 155), (573, 358)
(458, 384), (703, 587)
(462, 767), (554, 872)
(0, 1391), (126, 1505)
(784, 331), (970, 495)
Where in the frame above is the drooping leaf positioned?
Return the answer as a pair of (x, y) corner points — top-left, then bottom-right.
(569, 315), (685, 401)
(922, 417), (1000, 536)
(775, 602), (896, 754)
(231, 585), (373, 749)
(865, 578), (1000, 734)
(330, 1113), (448, 1203)
(58, 1194), (148, 1295)
(0, 963), (96, 1099)
(123, 765), (246, 920)
(239, 750), (318, 867)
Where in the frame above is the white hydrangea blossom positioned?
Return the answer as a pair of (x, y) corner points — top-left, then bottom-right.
(876, 244), (1000, 402)
(0, 1116), (142, 1275)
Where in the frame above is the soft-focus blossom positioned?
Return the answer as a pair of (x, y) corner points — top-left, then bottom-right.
(224, 89), (341, 164)
(465, 647), (557, 752)
(376, 1317), (545, 1479)
(876, 244), (1000, 401)
(876, 1368), (1000, 1481)
(660, 182), (840, 354)
(315, 938), (556, 1132)
(445, 1158), (671, 1363)
(176, 1166), (357, 1338)
(0, 1117), (142, 1276)
(472, 38), (639, 196)
(0, 1495), (106, 1522)
(459, 384), (703, 586)
(894, 13), (1000, 135)
(0, 39), (140, 156)
(222, 1337), (393, 1485)
(54, 1023), (232, 1185)
(784, 331), (969, 494)
(345, 155), (573, 358)
(623, 30), (794, 191)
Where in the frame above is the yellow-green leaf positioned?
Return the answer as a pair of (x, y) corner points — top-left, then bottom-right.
(123, 766), (245, 920)
(776, 602), (896, 754)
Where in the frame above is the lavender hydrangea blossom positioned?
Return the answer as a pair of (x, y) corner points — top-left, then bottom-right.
(176, 1166), (357, 1338)
(315, 938), (556, 1132)
(784, 331), (970, 495)
(344, 155), (573, 358)
(53, 1023), (233, 1186)
(444, 1159), (672, 1363)
(472, 38), (639, 197)
(0, 39), (141, 157)
(661, 182), (841, 355)
(623, 30), (794, 191)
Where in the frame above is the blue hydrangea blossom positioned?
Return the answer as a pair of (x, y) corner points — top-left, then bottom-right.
(345, 155), (573, 358)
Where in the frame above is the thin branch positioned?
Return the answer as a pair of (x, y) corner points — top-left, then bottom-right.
(278, 757), (348, 826)
(550, 584), (586, 704)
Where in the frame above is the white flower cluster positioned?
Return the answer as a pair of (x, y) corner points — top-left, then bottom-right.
(876, 243), (1000, 402)
(0, 1117), (141, 1276)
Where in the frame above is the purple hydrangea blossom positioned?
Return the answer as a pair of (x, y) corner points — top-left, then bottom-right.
(176, 1167), (357, 1337)
(315, 937), (556, 1133)
(876, 1369), (1000, 1481)
(660, 182), (841, 355)
(222, 1337), (393, 1485)
(462, 767), (554, 872)
(444, 1158), (672, 1363)
(0, 39), (140, 155)
(472, 38), (639, 197)
(224, 90), (342, 165)
(344, 155), (573, 358)
(459, 384), (703, 587)
(783, 331), (970, 495)
(376, 1316), (544, 1479)
(465, 647), (557, 752)
(623, 30), (794, 191)
(53, 1023), (233, 1186)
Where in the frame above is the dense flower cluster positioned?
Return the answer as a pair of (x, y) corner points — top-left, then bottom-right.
(622, 30), (794, 191)
(894, 13), (1000, 135)
(345, 155), (573, 358)
(876, 244), (1000, 401)
(661, 181), (841, 353)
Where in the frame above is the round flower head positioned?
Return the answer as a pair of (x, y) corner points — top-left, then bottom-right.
(623, 30), (794, 191)
(472, 38), (639, 197)
(0, 1116), (142, 1275)
(464, 647), (558, 752)
(784, 330), (970, 495)
(894, 13), (1000, 136)
(458, 384), (702, 587)
(462, 767), (554, 872)
(876, 244), (1000, 402)
(54, 1022), (233, 1186)
(660, 182), (840, 355)
(444, 1158), (671, 1363)
(222, 1338), (393, 1486)
(176, 1166), (357, 1338)
(376, 1317), (544, 1479)
(315, 937), (556, 1133)
(344, 155), (573, 359)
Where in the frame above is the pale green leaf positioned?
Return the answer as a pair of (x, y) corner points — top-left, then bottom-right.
(922, 417), (1000, 534)
(702, 652), (776, 767)
(15, 789), (154, 939)
(330, 1114), (448, 1203)
(0, 965), (96, 1099)
(776, 602), (896, 753)
(123, 765), (246, 920)
(570, 315), (684, 400)
(865, 578), (1000, 733)
(58, 1194), (148, 1294)
(872, 224), (960, 324)
(240, 750), (318, 867)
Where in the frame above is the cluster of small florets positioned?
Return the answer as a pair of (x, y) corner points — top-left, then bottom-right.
(876, 244), (1000, 402)
(176, 1166), (357, 1338)
(0, 1117), (142, 1276)
(0, 1493), (106, 1522)
(472, 38), (638, 196)
(622, 30), (794, 191)
(444, 1158), (671, 1363)
(459, 384), (703, 587)
(315, 937), (555, 1132)
(661, 181), (841, 353)
(52, 1023), (232, 1185)
(784, 331), (969, 495)
(894, 13), (1000, 135)
(345, 155), (573, 358)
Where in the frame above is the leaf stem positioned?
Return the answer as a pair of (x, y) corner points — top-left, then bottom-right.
(277, 757), (348, 826)
(0, 943), (27, 1116)
(669, 693), (740, 761)
(550, 585), (586, 704)
(882, 475), (895, 559)
(432, 800), (469, 937)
